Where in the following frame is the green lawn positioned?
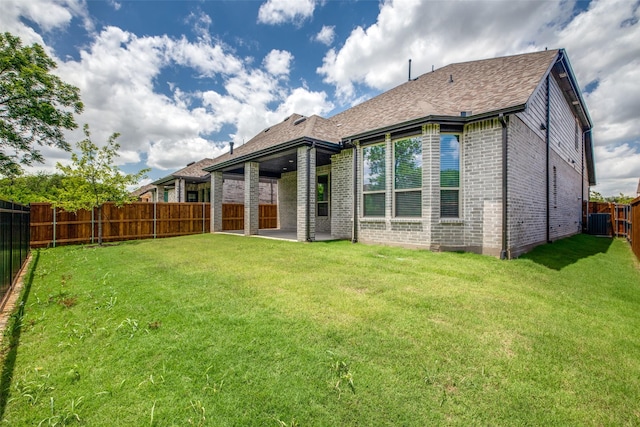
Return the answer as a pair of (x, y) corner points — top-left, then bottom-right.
(1, 234), (639, 426)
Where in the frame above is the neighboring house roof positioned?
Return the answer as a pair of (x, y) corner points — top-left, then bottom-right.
(153, 158), (215, 185)
(205, 113), (342, 172)
(130, 184), (155, 197)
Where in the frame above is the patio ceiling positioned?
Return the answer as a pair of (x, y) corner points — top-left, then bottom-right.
(223, 147), (335, 178)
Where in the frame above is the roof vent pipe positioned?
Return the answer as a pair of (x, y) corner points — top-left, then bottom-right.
(408, 59), (412, 81)
(229, 141), (234, 155)
(449, 74), (454, 83)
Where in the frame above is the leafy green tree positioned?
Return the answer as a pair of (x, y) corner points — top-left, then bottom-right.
(606, 193), (634, 204)
(56, 124), (149, 245)
(590, 190), (634, 204)
(589, 190), (605, 202)
(0, 32), (83, 177)
(0, 172), (64, 203)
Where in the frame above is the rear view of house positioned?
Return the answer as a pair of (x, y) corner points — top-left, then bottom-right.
(205, 49), (595, 258)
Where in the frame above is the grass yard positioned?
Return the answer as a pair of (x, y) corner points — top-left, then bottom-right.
(1, 234), (640, 426)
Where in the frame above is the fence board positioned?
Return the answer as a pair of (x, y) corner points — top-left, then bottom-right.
(631, 197), (640, 261)
(30, 202), (212, 248)
(30, 202), (278, 247)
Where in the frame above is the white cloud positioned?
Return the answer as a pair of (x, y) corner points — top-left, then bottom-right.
(0, 0), (92, 49)
(147, 138), (226, 170)
(263, 49), (293, 76)
(592, 143), (640, 196)
(316, 0), (640, 195)
(315, 25), (335, 46)
(317, 0), (573, 101)
(276, 87), (333, 118)
(257, 0), (315, 25)
(54, 26), (264, 171)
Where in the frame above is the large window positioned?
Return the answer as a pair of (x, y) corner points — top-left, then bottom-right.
(363, 144), (386, 216)
(440, 134), (460, 218)
(394, 136), (422, 216)
(317, 174), (329, 217)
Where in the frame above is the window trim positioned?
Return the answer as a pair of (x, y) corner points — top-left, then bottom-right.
(393, 134), (423, 218)
(362, 142), (387, 217)
(439, 133), (462, 219)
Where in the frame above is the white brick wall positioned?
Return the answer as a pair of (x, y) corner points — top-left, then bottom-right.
(508, 114), (547, 254)
(278, 171), (297, 230)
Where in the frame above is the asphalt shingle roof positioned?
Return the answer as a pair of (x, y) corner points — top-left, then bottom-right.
(331, 49), (559, 138)
(208, 113), (342, 167)
(208, 49), (561, 169)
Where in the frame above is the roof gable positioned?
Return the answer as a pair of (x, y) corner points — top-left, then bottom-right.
(207, 113), (342, 170)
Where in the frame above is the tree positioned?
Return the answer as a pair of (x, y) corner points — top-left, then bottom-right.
(589, 190), (605, 202)
(56, 124), (149, 245)
(589, 190), (634, 204)
(0, 172), (64, 203)
(0, 32), (83, 177)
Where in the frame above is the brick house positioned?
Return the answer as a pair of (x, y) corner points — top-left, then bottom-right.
(204, 49), (595, 258)
(151, 158), (277, 204)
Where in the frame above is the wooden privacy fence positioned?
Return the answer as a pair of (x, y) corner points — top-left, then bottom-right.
(583, 201), (631, 237)
(630, 197), (640, 261)
(585, 199), (640, 262)
(30, 202), (279, 248)
(31, 202), (211, 248)
(221, 204), (278, 231)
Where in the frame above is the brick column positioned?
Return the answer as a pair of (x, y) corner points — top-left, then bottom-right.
(424, 124), (440, 226)
(156, 185), (165, 202)
(297, 146), (316, 241)
(178, 178), (186, 203)
(385, 133), (393, 219)
(211, 171), (223, 232)
(244, 162), (260, 235)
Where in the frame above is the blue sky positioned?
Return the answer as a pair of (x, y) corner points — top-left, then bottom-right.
(2, 0), (640, 196)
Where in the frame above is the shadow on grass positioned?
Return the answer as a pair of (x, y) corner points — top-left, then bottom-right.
(0, 250), (39, 420)
(520, 234), (613, 270)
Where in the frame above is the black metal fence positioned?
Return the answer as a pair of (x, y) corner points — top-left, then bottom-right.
(0, 200), (30, 308)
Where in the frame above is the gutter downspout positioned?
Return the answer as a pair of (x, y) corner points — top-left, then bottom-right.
(498, 113), (508, 260)
(545, 74), (551, 243)
(352, 140), (358, 243)
(582, 129), (591, 232)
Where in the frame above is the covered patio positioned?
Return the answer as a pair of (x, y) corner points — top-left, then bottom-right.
(204, 114), (342, 242)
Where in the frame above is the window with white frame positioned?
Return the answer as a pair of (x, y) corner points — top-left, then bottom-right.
(394, 136), (422, 216)
(440, 134), (460, 218)
(362, 143), (386, 216)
